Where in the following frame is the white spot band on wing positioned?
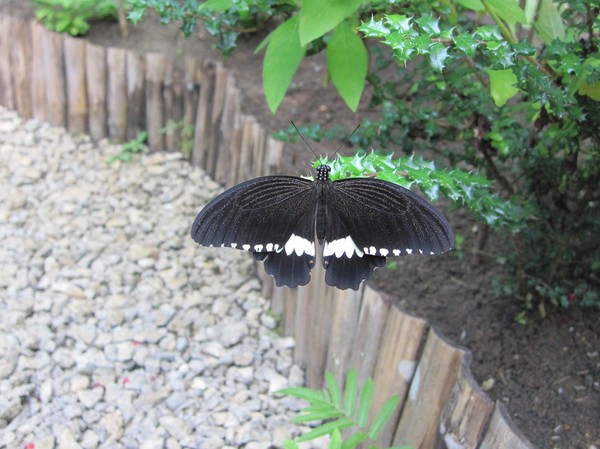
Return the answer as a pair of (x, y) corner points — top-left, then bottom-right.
(323, 236), (364, 258)
(284, 234), (315, 257)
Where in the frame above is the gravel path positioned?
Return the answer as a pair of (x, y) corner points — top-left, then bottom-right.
(0, 107), (308, 449)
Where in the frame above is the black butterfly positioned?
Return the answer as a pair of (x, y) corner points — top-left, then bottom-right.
(191, 161), (453, 290)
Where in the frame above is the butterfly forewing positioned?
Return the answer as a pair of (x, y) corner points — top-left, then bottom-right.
(328, 178), (453, 257)
(191, 176), (319, 288)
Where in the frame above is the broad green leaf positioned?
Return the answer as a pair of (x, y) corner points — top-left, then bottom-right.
(198, 0), (234, 12)
(298, 0), (362, 45)
(454, 0), (484, 10)
(535, 0), (566, 44)
(296, 418), (354, 442)
(488, 0), (528, 25)
(326, 22), (367, 112)
(429, 42), (450, 71)
(366, 395), (400, 440)
(356, 378), (373, 427)
(262, 16), (305, 113)
(487, 69), (519, 106)
(325, 371), (342, 408)
(344, 369), (358, 417)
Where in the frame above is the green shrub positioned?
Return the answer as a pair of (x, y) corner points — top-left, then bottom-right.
(128, 0), (600, 311)
(33, 0), (120, 36)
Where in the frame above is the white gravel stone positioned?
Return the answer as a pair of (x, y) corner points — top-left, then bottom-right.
(0, 108), (309, 448)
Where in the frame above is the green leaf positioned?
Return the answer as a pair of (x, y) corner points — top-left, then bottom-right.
(296, 418), (354, 442)
(341, 431), (367, 449)
(359, 16), (389, 38)
(262, 16), (305, 113)
(198, 0), (234, 12)
(330, 429), (343, 449)
(344, 369), (358, 417)
(429, 42), (450, 71)
(488, 0), (528, 25)
(283, 440), (298, 449)
(487, 69), (519, 106)
(276, 386), (325, 402)
(292, 407), (344, 423)
(454, 33), (479, 56)
(326, 22), (367, 111)
(535, 0), (566, 45)
(454, 0), (484, 10)
(325, 371), (342, 408)
(356, 378), (373, 427)
(299, 0), (363, 45)
(366, 395), (400, 440)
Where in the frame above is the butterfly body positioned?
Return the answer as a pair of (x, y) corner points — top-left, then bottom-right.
(191, 163), (453, 290)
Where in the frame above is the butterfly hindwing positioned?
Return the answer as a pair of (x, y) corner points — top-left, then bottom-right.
(191, 176), (318, 288)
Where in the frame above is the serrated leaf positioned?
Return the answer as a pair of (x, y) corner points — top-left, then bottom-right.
(344, 369), (358, 417)
(298, 0), (362, 45)
(327, 22), (367, 111)
(325, 371), (342, 408)
(535, 0), (566, 45)
(356, 378), (373, 427)
(366, 395), (400, 440)
(416, 15), (440, 35)
(262, 16), (305, 113)
(385, 14), (413, 34)
(359, 16), (389, 38)
(429, 42), (450, 71)
(487, 69), (519, 106)
(296, 418), (354, 442)
(454, 33), (479, 56)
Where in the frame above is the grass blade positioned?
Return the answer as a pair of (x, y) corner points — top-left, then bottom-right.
(356, 378), (373, 427)
(344, 368), (357, 417)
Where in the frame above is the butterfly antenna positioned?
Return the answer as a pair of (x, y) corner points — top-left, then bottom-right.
(291, 121), (319, 161)
(331, 124), (361, 160)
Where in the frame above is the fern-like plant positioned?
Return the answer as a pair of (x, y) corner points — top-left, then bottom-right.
(277, 368), (411, 449)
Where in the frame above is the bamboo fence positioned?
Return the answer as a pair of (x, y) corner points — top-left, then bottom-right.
(0, 13), (536, 449)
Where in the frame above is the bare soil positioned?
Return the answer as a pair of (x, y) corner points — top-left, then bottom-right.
(1, 2), (598, 448)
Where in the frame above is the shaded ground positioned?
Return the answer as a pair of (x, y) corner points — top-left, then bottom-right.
(0, 2), (598, 448)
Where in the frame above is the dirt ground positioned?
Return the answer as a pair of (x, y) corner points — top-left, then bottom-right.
(1, 2), (598, 448)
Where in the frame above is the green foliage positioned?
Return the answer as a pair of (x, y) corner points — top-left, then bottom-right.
(161, 119), (195, 158)
(33, 0), (120, 36)
(278, 368), (411, 449)
(106, 130), (148, 165)
(128, 0), (600, 310)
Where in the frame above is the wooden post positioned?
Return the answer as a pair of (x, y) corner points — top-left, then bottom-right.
(238, 115), (257, 183)
(10, 18), (33, 118)
(264, 137), (284, 175)
(292, 283), (312, 368)
(371, 306), (427, 448)
(392, 327), (466, 449)
(347, 286), (392, 387)
(305, 276), (334, 389)
(0, 15), (15, 110)
(163, 59), (184, 152)
(43, 27), (66, 127)
(107, 47), (128, 141)
(30, 22), (47, 121)
(145, 52), (166, 151)
(325, 286), (364, 384)
(183, 56), (200, 158)
(86, 43), (107, 140)
(63, 36), (88, 134)
(479, 403), (536, 449)
(191, 59), (216, 168)
(437, 354), (494, 449)
(204, 63), (228, 177)
(215, 76), (240, 186)
(126, 50), (145, 140)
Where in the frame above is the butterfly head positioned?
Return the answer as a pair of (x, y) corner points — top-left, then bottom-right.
(316, 163), (331, 182)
